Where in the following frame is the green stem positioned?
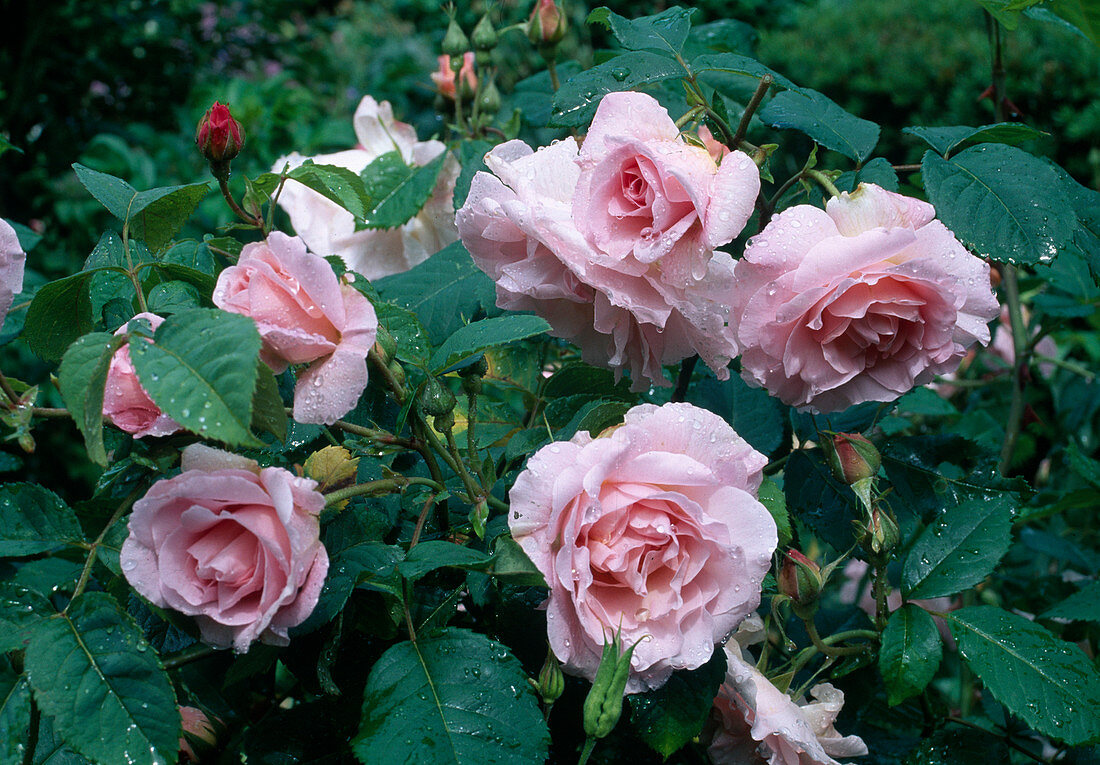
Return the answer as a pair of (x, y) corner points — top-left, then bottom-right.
(731, 74), (772, 147)
(367, 349), (406, 403)
(804, 169), (841, 199)
(577, 737), (597, 765)
(409, 492), (439, 549)
(68, 489), (141, 610)
(675, 105), (705, 129)
(1034, 354), (1094, 382)
(121, 223), (148, 314)
(670, 355), (698, 404)
(323, 476), (444, 507)
(465, 384), (490, 491)
(998, 266), (1029, 476)
(547, 59), (560, 92)
(804, 618), (866, 657)
(162, 643), (218, 669)
(218, 177), (261, 226)
(871, 558), (890, 631)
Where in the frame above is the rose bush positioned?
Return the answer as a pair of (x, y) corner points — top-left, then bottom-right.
(508, 402), (777, 693)
(730, 183), (1000, 412)
(213, 231), (378, 424)
(0, 218), (26, 325)
(273, 96), (459, 280)
(102, 312), (182, 438)
(120, 444), (329, 653)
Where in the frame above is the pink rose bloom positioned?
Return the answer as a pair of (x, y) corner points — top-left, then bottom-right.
(120, 444), (329, 653)
(103, 313), (182, 438)
(730, 183), (1000, 412)
(574, 92), (760, 289)
(274, 96), (459, 280)
(213, 232), (378, 425)
(0, 218), (26, 325)
(509, 402), (777, 693)
(457, 137), (742, 390)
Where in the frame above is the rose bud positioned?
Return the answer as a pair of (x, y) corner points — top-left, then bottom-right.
(420, 376), (457, 418)
(441, 17), (469, 56)
(582, 632), (638, 739)
(825, 433), (881, 485)
(531, 646), (565, 706)
(866, 507), (900, 557)
(528, 0), (566, 48)
(778, 550), (823, 617)
(179, 706), (218, 762)
(471, 13), (498, 52)
(195, 102), (243, 164)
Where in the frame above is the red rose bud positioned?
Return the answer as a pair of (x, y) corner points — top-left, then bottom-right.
(195, 102), (243, 163)
(528, 0), (566, 48)
(778, 550), (823, 616)
(825, 433), (881, 485)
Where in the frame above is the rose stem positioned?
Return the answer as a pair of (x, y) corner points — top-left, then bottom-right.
(121, 224), (149, 314)
(322, 476), (445, 508)
(731, 74), (772, 147)
(409, 492), (440, 549)
(803, 169), (840, 199)
(218, 176), (262, 226)
(670, 355), (698, 403)
(577, 737), (597, 765)
(162, 643), (218, 669)
(67, 487), (142, 611)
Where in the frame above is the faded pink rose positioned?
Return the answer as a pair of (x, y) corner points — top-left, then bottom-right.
(457, 137), (741, 390)
(274, 96), (459, 280)
(0, 218), (26, 326)
(709, 622), (868, 765)
(509, 402), (777, 693)
(213, 232), (377, 425)
(103, 313), (182, 438)
(730, 183), (1000, 412)
(120, 444), (329, 653)
(574, 91), (760, 289)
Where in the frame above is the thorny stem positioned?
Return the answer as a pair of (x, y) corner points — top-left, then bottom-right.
(871, 558), (890, 631)
(1034, 354), (1095, 381)
(323, 476), (445, 507)
(218, 177), (262, 226)
(0, 369), (21, 406)
(732, 74), (772, 147)
(367, 348), (406, 403)
(465, 383), (491, 491)
(68, 488), (142, 610)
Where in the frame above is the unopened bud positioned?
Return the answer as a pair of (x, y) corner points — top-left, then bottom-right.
(441, 17), (469, 56)
(477, 75), (502, 116)
(420, 376), (457, 418)
(179, 706), (219, 762)
(583, 632), (637, 739)
(471, 14), (498, 51)
(778, 550), (823, 616)
(825, 433), (881, 485)
(456, 52), (478, 101)
(469, 499), (489, 539)
(528, 0), (567, 48)
(867, 508), (900, 556)
(532, 646), (565, 705)
(195, 102), (244, 165)
(434, 410), (455, 432)
(386, 359), (406, 387)
(374, 326), (397, 364)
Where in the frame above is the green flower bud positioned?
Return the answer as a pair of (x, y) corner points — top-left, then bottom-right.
(441, 18), (469, 57)
(778, 550), (823, 617)
(433, 410), (455, 432)
(477, 75), (502, 117)
(867, 507), (900, 556)
(582, 633), (638, 739)
(533, 647), (565, 705)
(374, 326), (397, 364)
(420, 376), (457, 418)
(471, 14), (497, 51)
(386, 359), (406, 387)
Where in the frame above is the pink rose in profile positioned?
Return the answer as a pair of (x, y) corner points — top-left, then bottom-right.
(574, 91), (760, 289)
(730, 183), (1000, 412)
(274, 96), (459, 280)
(121, 444), (329, 653)
(509, 402), (777, 693)
(213, 232), (377, 425)
(0, 218), (26, 325)
(103, 313), (182, 438)
(457, 137), (742, 390)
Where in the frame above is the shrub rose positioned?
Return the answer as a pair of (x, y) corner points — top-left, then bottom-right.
(213, 232), (378, 425)
(103, 312), (182, 438)
(709, 619), (867, 764)
(0, 218), (26, 326)
(457, 132), (746, 390)
(574, 91), (760, 289)
(730, 183), (1000, 412)
(509, 402), (777, 693)
(273, 96), (459, 280)
(120, 444), (329, 653)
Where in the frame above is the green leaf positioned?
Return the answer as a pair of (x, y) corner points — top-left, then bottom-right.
(906, 727), (1009, 764)
(353, 628), (549, 764)
(0, 483), (83, 556)
(783, 450), (861, 552)
(250, 363), (287, 443)
(284, 160), (371, 220)
(550, 51), (687, 128)
(757, 477), (791, 547)
(58, 332), (125, 466)
(23, 273), (95, 362)
(453, 140), (494, 210)
(129, 308), (263, 447)
(374, 301), (432, 368)
(375, 242), (498, 345)
(363, 152), (447, 230)
(759, 88), (880, 163)
(922, 144), (1076, 265)
(72, 164), (209, 251)
(903, 123), (1045, 157)
(429, 315), (550, 375)
(146, 281), (202, 315)
(686, 371), (785, 456)
(0, 661), (31, 765)
(397, 541), (490, 582)
(487, 535), (546, 587)
(588, 6), (696, 54)
(690, 52), (803, 94)
(1047, 0), (1100, 46)
(948, 605), (1100, 745)
(835, 156), (900, 193)
(0, 583), (53, 652)
(296, 533), (404, 634)
(24, 592), (180, 765)
(629, 648), (727, 758)
(902, 497), (1014, 599)
(1043, 581), (1100, 622)
(879, 604), (943, 706)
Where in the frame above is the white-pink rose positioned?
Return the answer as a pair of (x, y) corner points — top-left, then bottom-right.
(456, 133), (743, 390)
(0, 218), (26, 326)
(103, 312), (182, 438)
(213, 232), (378, 425)
(574, 91), (760, 289)
(274, 96), (459, 280)
(120, 444), (329, 653)
(509, 402), (777, 693)
(730, 183), (1000, 412)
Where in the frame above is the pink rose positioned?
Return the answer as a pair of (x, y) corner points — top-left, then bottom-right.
(457, 137), (741, 390)
(213, 232), (378, 425)
(0, 218), (26, 326)
(120, 444), (329, 653)
(179, 705), (218, 762)
(508, 402), (777, 693)
(430, 52), (477, 100)
(103, 313), (182, 438)
(730, 183), (1000, 412)
(574, 91), (760, 289)
(274, 96), (459, 280)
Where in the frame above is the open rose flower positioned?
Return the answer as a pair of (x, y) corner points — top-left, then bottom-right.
(0, 218), (26, 326)
(574, 91), (760, 289)
(103, 312), (182, 438)
(730, 183), (1000, 412)
(509, 402), (777, 693)
(213, 232), (377, 424)
(120, 444), (329, 653)
(709, 619), (868, 764)
(273, 96), (459, 280)
(457, 132), (745, 390)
